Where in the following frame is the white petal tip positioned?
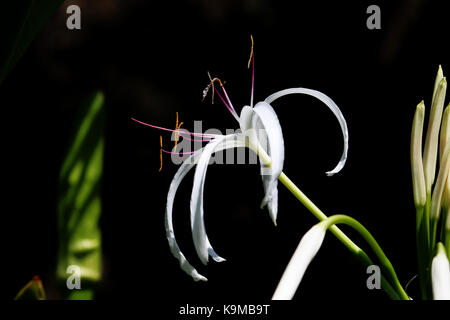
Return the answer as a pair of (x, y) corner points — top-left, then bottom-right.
(270, 211), (278, 226)
(208, 247), (226, 263)
(325, 165), (344, 176)
(189, 268), (208, 282)
(212, 256), (227, 263)
(193, 275), (208, 282)
(260, 200), (266, 209)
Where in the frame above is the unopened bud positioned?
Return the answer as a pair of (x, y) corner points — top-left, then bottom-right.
(411, 101), (426, 207)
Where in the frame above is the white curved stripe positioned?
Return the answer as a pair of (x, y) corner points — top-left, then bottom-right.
(166, 135), (247, 280)
(165, 149), (208, 281)
(265, 88), (348, 176)
(251, 101), (285, 224)
(190, 134), (247, 265)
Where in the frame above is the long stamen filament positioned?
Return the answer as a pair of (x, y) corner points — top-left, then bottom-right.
(248, 34), (255, 107)
(174, 112), (184, 152)
(205, 73), (239, 120)
(247, 34), (254, 69)
(220, 86), (237, 115)
(131, 118), (215, 139)
(162, 149), (194, 155)
(159, 135), (163, 172)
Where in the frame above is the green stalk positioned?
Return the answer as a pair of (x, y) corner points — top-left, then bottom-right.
(278, 172), (406, 300)
(416, 205), (429, 300)
(446, 229), (450, 258)
(317, 215), (409, 300)
(249, 142), (404, 299)
(421, 194), (432, 299)
(430, 217), (439, 253)
(424, 194), (431, 250)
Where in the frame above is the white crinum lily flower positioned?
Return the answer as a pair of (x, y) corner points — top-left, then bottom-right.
(162, 78), (348, 281)
(136, 56), (349, 281)
(431, 243), (450, 300)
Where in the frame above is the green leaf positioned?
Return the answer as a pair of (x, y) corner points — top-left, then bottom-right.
(0, 1), (65, 84)
(14, 276), (46, 300)
(56, 91), (105, 300)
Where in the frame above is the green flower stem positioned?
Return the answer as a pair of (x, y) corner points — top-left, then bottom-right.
(430, 217), (439, 253)
(250, 143), (405, 299)
(277, 172), (405, 300)
(424, 194), (431, 250)
(317, 214), (409, 300)
(446, 229), (450, 258)
(416, 206), (429, 299)
(419, 194), (432, 299)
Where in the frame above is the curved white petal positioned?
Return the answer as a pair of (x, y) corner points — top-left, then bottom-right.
(190, 134), (247, 265)
(251, 101), (285, 224)
(264, 178), (278, 225)
(239, 105), (254, 132)
(165, 149), (208, 281)
(166, 135), (247, 280)
(272, 225), (326, 300)
(265, 88), (349, 176)
(431, 243), (450, 300)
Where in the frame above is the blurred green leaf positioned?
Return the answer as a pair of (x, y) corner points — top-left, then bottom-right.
(0, 1), (65, 84)
(14, 276), (46, 300)
(57, 91), (105, 300)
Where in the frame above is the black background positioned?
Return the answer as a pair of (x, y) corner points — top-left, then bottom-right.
(2, 0), (449, 306)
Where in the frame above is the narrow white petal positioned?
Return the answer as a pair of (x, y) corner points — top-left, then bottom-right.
(166, 135), (247, 280)
(272, 225), (326, 300)
(165, 150), (208, 281)
(265, 88), (349, 176)
(266, 179), (279, 225)
(251, 101), (285, 223)
(431, 243), (450, 300)
(190, 134), (247, 265)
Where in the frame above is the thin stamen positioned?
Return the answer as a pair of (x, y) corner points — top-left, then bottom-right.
(177, 129), (213, 142)
(159, 135), (163, 172)
(162, 149), (195, 155)
(203, 74), (239, 120)
(214, 87), (235, 114)
(174, 112), (183, 152)
(248, 34), (255, 107)
(131, 118), (215, 139)
(203, 72), (224, 105)
(247, 34), (254, 69)
(219, 85), (237, 116)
